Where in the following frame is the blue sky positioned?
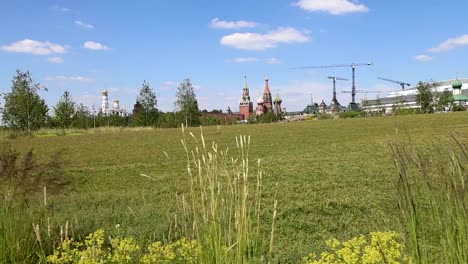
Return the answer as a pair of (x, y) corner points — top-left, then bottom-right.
(1, 0), (467, 112)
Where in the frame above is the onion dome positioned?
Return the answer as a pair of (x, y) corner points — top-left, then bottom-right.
(256, 94), (264, 104)
(452, 80), (463, 89)
(102, 89), (108, 95)
(274, 94), (282, 104)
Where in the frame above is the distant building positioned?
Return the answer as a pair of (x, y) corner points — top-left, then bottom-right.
(110, 99), (127, 116)
(237, 76), (283, 120)
(362, 78), (468, 113)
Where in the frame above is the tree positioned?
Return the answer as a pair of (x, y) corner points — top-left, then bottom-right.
(436, 90), (454, 112)
(175, 79), (201, 126)
(54, 91), (76, 128)
(2, 70), (48, 131)
(73, 103), (91, 129)
(416, 81), (437, 113)
(135, 81), (158, 126)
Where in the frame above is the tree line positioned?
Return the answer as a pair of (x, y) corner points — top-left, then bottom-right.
(0, 70), (205, 131)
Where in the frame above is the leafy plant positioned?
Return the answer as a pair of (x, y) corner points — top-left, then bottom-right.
(302, 231), (411, 264)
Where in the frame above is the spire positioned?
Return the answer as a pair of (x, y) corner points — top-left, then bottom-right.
(243, 75), (249, 89)
(264, 77), (271, 93)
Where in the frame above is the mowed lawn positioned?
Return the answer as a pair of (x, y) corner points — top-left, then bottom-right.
(10, 112), (468, 262)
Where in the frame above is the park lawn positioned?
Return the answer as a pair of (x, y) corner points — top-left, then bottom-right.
(9, 112), (468, 262)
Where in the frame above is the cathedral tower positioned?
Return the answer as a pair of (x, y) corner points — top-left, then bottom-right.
(263, 77), (273, 111)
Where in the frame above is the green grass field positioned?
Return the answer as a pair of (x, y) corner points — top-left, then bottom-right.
(7, 112), (468, 262)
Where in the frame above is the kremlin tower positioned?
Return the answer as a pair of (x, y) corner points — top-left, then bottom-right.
(239, 76), (253, 120)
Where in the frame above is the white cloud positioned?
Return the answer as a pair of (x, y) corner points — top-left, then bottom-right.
(160, 81), (178, 90)
(233, 57), (259, 63)
(211, 18), (257, 29)
(1, 39), (67, 55)
(74, 20), (94, 29)
(51, 4), (71, 12)
(47, 56), (65, 63)
(75, 94), (101, 106)
(413, 54), (432, 62)
(294, 0), (369, 15)
(428, 34), (468, 53)
(45, 76), (95, 82)
(221, 27), (310, 50)
(83, 41), (110, 51)
(108, 87), (139, 95)
(266, 58), (281, 64)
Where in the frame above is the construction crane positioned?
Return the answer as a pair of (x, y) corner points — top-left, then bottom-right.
(328, 76), (348, 108)
(378, 77), (410, 91)
(292, 63), (373, 109)
(341, 90), (382, 94)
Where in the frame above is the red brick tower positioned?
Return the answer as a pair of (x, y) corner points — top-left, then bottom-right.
(239, 76), (253, 120)
(263, 77), (273, 112)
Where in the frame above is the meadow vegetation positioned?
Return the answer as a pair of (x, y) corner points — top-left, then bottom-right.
(0, 112), (467, 263)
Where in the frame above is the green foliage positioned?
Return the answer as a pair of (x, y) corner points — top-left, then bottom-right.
(48, 229), (199, 264)
(54, 91), (76, 129)
(316, 113), (334, 120)
(200, 116), (222, 126)
(302, 231), (410, 264)
(436, 90), (454, 112)
(338, 111), (362, 119)
(415, 81), (438, 113)
(72, 104), (93, 129)
(452, 104), (467, 112)
(257, 112), (282, 123)
(392, 135), (468, 263)
(175, 79), (201, 127)
(134, 81), (159, 126)
(2, 70), (49, 131)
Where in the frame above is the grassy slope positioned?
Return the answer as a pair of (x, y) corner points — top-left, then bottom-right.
(9, 113), (468, 262)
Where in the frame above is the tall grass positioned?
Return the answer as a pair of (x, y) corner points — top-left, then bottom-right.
(392, 135), (467, 263)
(174, 125), (277, 263)
(0, 202), (46, 263)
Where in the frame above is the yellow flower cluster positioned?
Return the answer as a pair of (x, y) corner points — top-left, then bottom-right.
(302, 231), (412, 264)
(141, 238), (200, 264)
(47, 229), (199, 264)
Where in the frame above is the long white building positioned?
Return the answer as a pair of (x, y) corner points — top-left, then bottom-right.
(362, 78), (468, 112)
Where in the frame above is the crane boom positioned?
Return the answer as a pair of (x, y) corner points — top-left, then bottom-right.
(378, 77), (410, 90)
(328, 76), (348, 81)
(291, 63), (373, 70)
(341, 90), (382, 94)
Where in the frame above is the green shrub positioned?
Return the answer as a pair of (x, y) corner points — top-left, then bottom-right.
(338, 111), (362, 119)
(0, 143), (71, 206)
(316, 113), (334, 120)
